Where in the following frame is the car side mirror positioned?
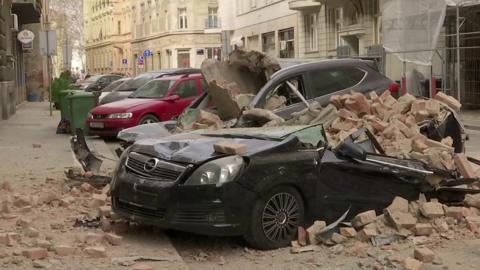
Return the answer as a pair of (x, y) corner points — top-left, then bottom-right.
(335, 140), (367, 161)
(164, 95), (180, 102)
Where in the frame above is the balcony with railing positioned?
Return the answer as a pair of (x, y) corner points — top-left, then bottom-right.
(288, 0), (321, 11)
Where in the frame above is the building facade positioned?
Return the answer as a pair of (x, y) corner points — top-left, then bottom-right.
(1, 0), (46, 120)
(129, 0), (222, 74)
(84, 0), (133, 75)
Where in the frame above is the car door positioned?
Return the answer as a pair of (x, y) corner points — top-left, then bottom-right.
(305, 66), (367, 106)
(165, 79), (200, 119)
(314, 149), (426, 222)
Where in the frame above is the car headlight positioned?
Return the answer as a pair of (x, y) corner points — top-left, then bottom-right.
(185, 156), (244, 187)
(107, 112), (133, 119)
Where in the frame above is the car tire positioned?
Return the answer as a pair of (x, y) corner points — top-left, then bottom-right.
(139, 114), (159, 125)
(244, 186), (305, 250)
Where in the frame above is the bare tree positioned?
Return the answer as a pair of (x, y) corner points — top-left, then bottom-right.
(49, 0), (84, 70)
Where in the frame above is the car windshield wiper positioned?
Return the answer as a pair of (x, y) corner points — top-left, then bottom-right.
(202, 133), (279, 141)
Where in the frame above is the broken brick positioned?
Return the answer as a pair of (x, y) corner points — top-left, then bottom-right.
(85, 233), (104, 245)
(454, 154), (476, 179)
(356, 228), (378, 242)
(465, 193), (480, 209)
(344, 93), (371, 115)
(54, 245), (76, 256)
(306, 220), (326, 245)
(415, 223), (433, 236)
(385, 209), (417, 230)
(84, 246), (107, 258)
(297, 226), (307, 246)
(352, 210), (377, 228)
(15, 217), (31, 228)
(104, 233), (122, 246)
(13, 196), (31, 208)
(213, 141), (247, 155)
(419, 202), (445, 218)
(98, 205), (112, 217)
(91, 193), (107, 207)
(100, 217), (112, 232)
(339, 227), (357, 238)
(24, 227), (40, 238)
(414, 247), (435, 263)
(386, 196), (409, 213)
(434, 92), (461, 111)
(80, 183), (94, 192)
(22, 248), (48, 260)
(403, 257), (425, 270)
(444, 206), (464, 220)
(331, 232), (347, 244)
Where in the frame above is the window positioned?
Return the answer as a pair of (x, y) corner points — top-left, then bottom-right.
(279, 28), (295, 58)
(305, 14), (318, 52)
(262, 32), (275, 57)
(309, 68), (366, 97)
(178, 8), (187, 29)
(266, 76), (306, 109)
(117, 21), (121, 35)
(206, 48), (221, 60)
(207, 7), (218, 28)
(177, 49), (190, 68)
(175, 80), (198, 98)
(327, 8), (340, 50)
(131, 80), (176, 98)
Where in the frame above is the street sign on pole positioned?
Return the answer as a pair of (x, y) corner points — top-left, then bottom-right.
(17, 30), (35, 44)
(122, 58), (128, 65)
(143, 50), (152, 57)
(39, 30), (57, 116)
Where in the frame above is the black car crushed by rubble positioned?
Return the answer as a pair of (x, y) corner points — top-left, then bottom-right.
(107, 125), (479, 250)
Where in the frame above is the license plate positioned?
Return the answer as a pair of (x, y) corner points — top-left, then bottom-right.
(89, 122), (104, 128)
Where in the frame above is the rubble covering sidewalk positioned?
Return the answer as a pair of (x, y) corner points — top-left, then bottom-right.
(291, 195), (480, 269)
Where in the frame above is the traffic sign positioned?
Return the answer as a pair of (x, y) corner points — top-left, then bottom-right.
(143, 50), (152, 57)
(122, 58), (128, 65)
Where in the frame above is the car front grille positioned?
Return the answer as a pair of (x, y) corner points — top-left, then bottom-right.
(115, 198), (166, 219)
(93, 114), (108, 119)
(173, 210), (226, 225)
(125, 152), (186, 182)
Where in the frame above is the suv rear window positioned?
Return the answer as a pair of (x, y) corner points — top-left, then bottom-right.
(309, 67), (366, 97)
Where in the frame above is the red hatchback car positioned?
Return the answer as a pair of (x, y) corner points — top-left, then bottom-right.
(87, 73), (205, 137)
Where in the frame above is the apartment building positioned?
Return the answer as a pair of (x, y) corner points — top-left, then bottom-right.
(84, 0), (133, 75)
(1, 0), (46, 120)
(129, 0), (221, 73)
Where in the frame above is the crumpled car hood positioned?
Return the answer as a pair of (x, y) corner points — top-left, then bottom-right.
(129, 135), (288, 164)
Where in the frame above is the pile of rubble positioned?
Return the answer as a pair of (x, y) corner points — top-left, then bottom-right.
(292, 194), (480, 269)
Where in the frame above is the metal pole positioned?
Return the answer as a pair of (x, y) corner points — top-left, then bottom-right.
(47, 30), (52, 116)
(456, 4), (462, 103)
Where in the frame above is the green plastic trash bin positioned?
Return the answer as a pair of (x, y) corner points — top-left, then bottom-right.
(59, 90), (80, 120)
(67, 92), (98, 135)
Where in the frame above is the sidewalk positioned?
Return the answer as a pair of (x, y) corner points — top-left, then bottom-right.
(0, 102), (188, 270)
(461, 110), (480, 131)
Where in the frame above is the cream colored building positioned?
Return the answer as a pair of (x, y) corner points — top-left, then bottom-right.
(84, 0), (133, 75)
(130, 0), (222, 74)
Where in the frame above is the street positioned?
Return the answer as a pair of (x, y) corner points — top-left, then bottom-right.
(0, 102), (479, 269)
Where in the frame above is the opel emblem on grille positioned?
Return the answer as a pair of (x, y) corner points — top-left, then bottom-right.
(144, 158), (159, 172)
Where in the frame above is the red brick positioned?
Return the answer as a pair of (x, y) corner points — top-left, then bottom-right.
(411, 100), (427, 114)
(419, 202), (445, 218)
(414, 247), (435, 263)
(100, 217), (112, 232)
(415, 223), (433, 236)
(352, 210), (377, 228)
(403, 257), (425, 270)
(454, 154), (476, 179)
(444, 206), (464, 220)
(84, 171), (94, 178)
(80, 183), (94, 192)
(297, 226), (307, 246)
(434, 92), (461, 111)
(356, 228), (378, 242)
(339, 227), (357, 238)
(386, 196), (409, 213)
(465, 194), (480, 208)
(84, 246), (107, 258)
(344, 93), (371, 115)
(98, 205), (112, 217)
(306, 220), (326, 245)
(54, 245), (76, 256)
(385, 209), (417, 230)
(412, 138), (428, 153)
(104, 233), (122, 246)
(132, 263), (155, 270)
(22, 248), (48, 260)
(213, 141), (247, 155)
(329, 95), (343, 108)
(91, 193), (107, 207)
(425, 100), (441, 116)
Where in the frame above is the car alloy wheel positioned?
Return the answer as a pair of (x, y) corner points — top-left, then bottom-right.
(261, 192), (301, 242)
(139, 114), (159, 125)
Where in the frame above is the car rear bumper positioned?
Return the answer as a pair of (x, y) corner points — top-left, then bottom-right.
(111, 165), (257, 236)
(86, 118), (137, 137)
